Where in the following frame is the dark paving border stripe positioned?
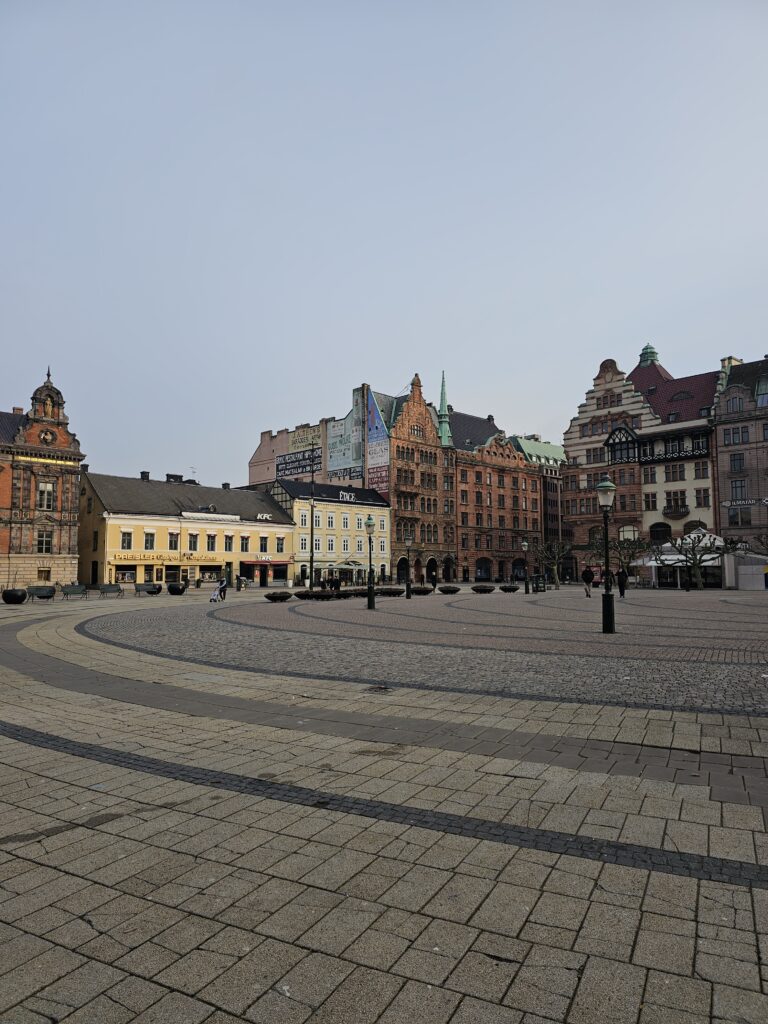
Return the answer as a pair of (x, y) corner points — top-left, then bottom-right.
(76, 614), (768, 717)
(1, 719), (766, 891)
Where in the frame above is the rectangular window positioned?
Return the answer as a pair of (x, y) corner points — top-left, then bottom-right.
(723, 428), (731, 446)
(92, 530), (98, 552)
(694, 460), (709, 479)
(379, 518), (385, 532)
(168, 532), (179, 551)
(36, 482), (54, 510)
(728, 507), (752, 526)
(37, 529), (53, 554)
(665, 490), (686, 509)
(379, 538), (386, 553)
(300, 511), (308, 528)
(664, 463), (685, 482)
(144, 533), (155, 551)
(342, 537), (349, 553)
(314, 536), (321, 552)
(327, 536), (335, 552)
(730, 453), (745, 472)
(497, 494), (505, 508)
(224, 535), (233, 552)
(258, 536), (267, 553)
(120, 532), (132, 550)
(475, 491), (482, 505)
(300, 536), (308, 551)
(665, 438), (682, 456)
(731, 479), (747, 500)
(206, 534), (216, 551)
(327, 514), (334, 530)
(188, 534), (198, 552)
(314, 512), (321, 529)
(342, 514), (349, 530)
(276, 537), (284, 554)
(695, 488), (710, 508)
(498, 515), (506, 528)
(356, 515), (363, 530)
(741, 426), (749, 443)
(357, 537), (364, 553)
(642, 466), (656, 484)
(240, 536), (249, 552)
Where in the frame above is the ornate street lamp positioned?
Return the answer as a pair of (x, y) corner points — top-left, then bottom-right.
(405, 532), (412, 599)
(596, 479), (617, 633)
(365, 514), (375, 610)
(521, 538), (530, 595)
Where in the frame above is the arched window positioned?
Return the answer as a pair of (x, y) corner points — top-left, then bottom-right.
(684, 520), (707, 535)
(649, 522), (671, 544)
(588, 526), (602, 544)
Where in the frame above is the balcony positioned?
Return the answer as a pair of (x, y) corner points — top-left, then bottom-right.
(662, 505), (690, 519)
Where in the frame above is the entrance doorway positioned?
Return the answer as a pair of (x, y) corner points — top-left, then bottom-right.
(90, 561), (98, 585)
(475, 557), (492, 581)
(259, 566), (269, 587)
(426, 558), (438, 586)
(396, 557), (409, 583)
(442, 557), (454, 582)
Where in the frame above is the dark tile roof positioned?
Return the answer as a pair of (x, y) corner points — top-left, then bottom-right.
(448, 410), (505, 451)
(0, 411), (25, 445)
(723, 357), (768, 395)
(373, 391), (408, 429)
(627, 363), (719, 423)
(87, 473), (293, 524)
(273, 479), (389, 507)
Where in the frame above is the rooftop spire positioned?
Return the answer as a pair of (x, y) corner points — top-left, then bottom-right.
(46, 366), (51, 382)
(638, 343), (659, 368)
(438, 371), (453, 447)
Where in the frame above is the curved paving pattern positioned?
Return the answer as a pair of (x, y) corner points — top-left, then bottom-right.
(80, 590), (768, 714)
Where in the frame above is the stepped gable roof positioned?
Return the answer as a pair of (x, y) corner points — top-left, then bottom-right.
(274, 479), (389, 507)
(86, 473), (293, 524)
(724, 357), (768, 395)
(628, 361), (719, 422)
(448, 410), (504, 451)
(0, 411), (25, 445)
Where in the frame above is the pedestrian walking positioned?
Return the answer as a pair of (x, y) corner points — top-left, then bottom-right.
(581, 566), (595, 597)
(617, 568), (628, 598)
(218, 576), (228, 602)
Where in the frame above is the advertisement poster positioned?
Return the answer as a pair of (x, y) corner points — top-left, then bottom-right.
(327, 415), (353, 471)
(367, 391), (389, 469)
(276, 447), (322, 477)
(368, 465), (389, 498)
(289, 425), (321, 453)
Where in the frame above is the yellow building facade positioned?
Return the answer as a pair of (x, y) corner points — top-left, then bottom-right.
(79, 472), (294, 587)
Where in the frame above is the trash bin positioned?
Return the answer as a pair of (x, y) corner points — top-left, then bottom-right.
(236, 577), (242, 592)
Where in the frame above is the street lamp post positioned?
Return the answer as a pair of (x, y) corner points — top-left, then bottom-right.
(365, 514), (375, 610)
(521, 539), (530, 594)
(405, 533), (412, 599)
(596, 479), (617, 634)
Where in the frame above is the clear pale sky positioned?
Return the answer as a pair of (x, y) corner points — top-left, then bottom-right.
(2, 1), (767, 484)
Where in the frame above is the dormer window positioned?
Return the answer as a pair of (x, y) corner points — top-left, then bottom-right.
(671, 390), (693, 401)
(699, 407), (710, 417)
(668, 412), (679, 422)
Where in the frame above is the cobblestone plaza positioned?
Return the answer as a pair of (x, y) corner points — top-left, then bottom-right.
(0, 587), (767, 1023)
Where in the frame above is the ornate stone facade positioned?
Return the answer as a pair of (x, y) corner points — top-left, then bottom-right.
(0, 372), (84, 587)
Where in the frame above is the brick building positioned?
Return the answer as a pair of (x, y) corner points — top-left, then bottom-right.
(0, 371), (85, 588)
(712, 355), (768, 545)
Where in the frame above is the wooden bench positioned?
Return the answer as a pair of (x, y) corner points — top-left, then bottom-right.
(134, 583), (162, 596)
(26, 585), (56, 602)
(62, 584), (88, 600)
(98, 583), (124, 598)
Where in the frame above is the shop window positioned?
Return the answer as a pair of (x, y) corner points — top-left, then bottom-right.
(144, 533), (155, 551)
(37, 482), (54, 510)
(120, 532), (132, 550)
(240, 536), (249, 552)
(728, 507), (751, 526)
(37, 530), (53, 554)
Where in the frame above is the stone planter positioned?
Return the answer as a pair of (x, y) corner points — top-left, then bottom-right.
(411, 586), (433, 596)
(1, 588), (27, 605)
(437, 585), (460, 594)
(499, 585), (520, 593)
(167, 582), (187, 596)
(471, 584), (496, 594)
(264, 591), (293, 602)
(376, 587), (405, 597)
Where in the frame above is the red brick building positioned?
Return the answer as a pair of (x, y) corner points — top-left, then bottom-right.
(0, 372), (85, 588)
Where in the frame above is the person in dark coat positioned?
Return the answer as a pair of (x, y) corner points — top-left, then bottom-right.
(581, 567), (595, 597)
(218, 577), (228, 601)
(616, 568), (629, 598)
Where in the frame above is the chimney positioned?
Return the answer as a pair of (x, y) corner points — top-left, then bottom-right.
(222, 482), (230, 490)
(81, 463), (89, 473)
(166, 473), (183, 483)
(12, 406), (23, 414)
(140, 471), (150, 481)
(487, 415), (494, 422)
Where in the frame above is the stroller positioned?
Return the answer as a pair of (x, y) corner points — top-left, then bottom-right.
(209, 582), (222, 603)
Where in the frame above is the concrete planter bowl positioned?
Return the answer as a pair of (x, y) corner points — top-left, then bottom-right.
(471, 584), (496, 594)
(293, 590), (334, 600)
(1, 589), (27, 605)
(437, 585), (460, 595)
(264, 591), (293, 602)
(167, 582), (187, 596)
(410, 586), (433, 596)
(376, 587), (405, 597)
(499, 585), (520, 593)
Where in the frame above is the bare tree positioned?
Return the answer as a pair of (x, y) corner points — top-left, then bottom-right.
(535, 541), (572, 589)
(665, 530), (723, 590)
(610, 536), (650, 573)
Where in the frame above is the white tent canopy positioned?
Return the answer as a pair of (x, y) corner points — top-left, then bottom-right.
(631, 528), (725, 568)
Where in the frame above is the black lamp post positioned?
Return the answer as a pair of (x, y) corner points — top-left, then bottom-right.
(405, 534), (412, 599)
(365, 514), (375, 610)
(597, 479), (616, 634)
(521, 539), (530, 594)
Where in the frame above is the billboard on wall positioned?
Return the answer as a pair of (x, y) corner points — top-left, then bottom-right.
(276, 447), (322, 477)
(367, 391), (389, 469)
(289, 425), (321, 453)
(368, 465), (389, 496)
(328, 416), (353, 471)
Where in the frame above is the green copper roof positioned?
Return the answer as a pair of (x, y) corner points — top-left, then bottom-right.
(511, 435), (565, 465)
(638, 343), (659, 367)
(438, 371), (453, 446)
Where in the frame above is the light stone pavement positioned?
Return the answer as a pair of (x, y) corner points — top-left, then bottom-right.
(0, 587), (766, 1023)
